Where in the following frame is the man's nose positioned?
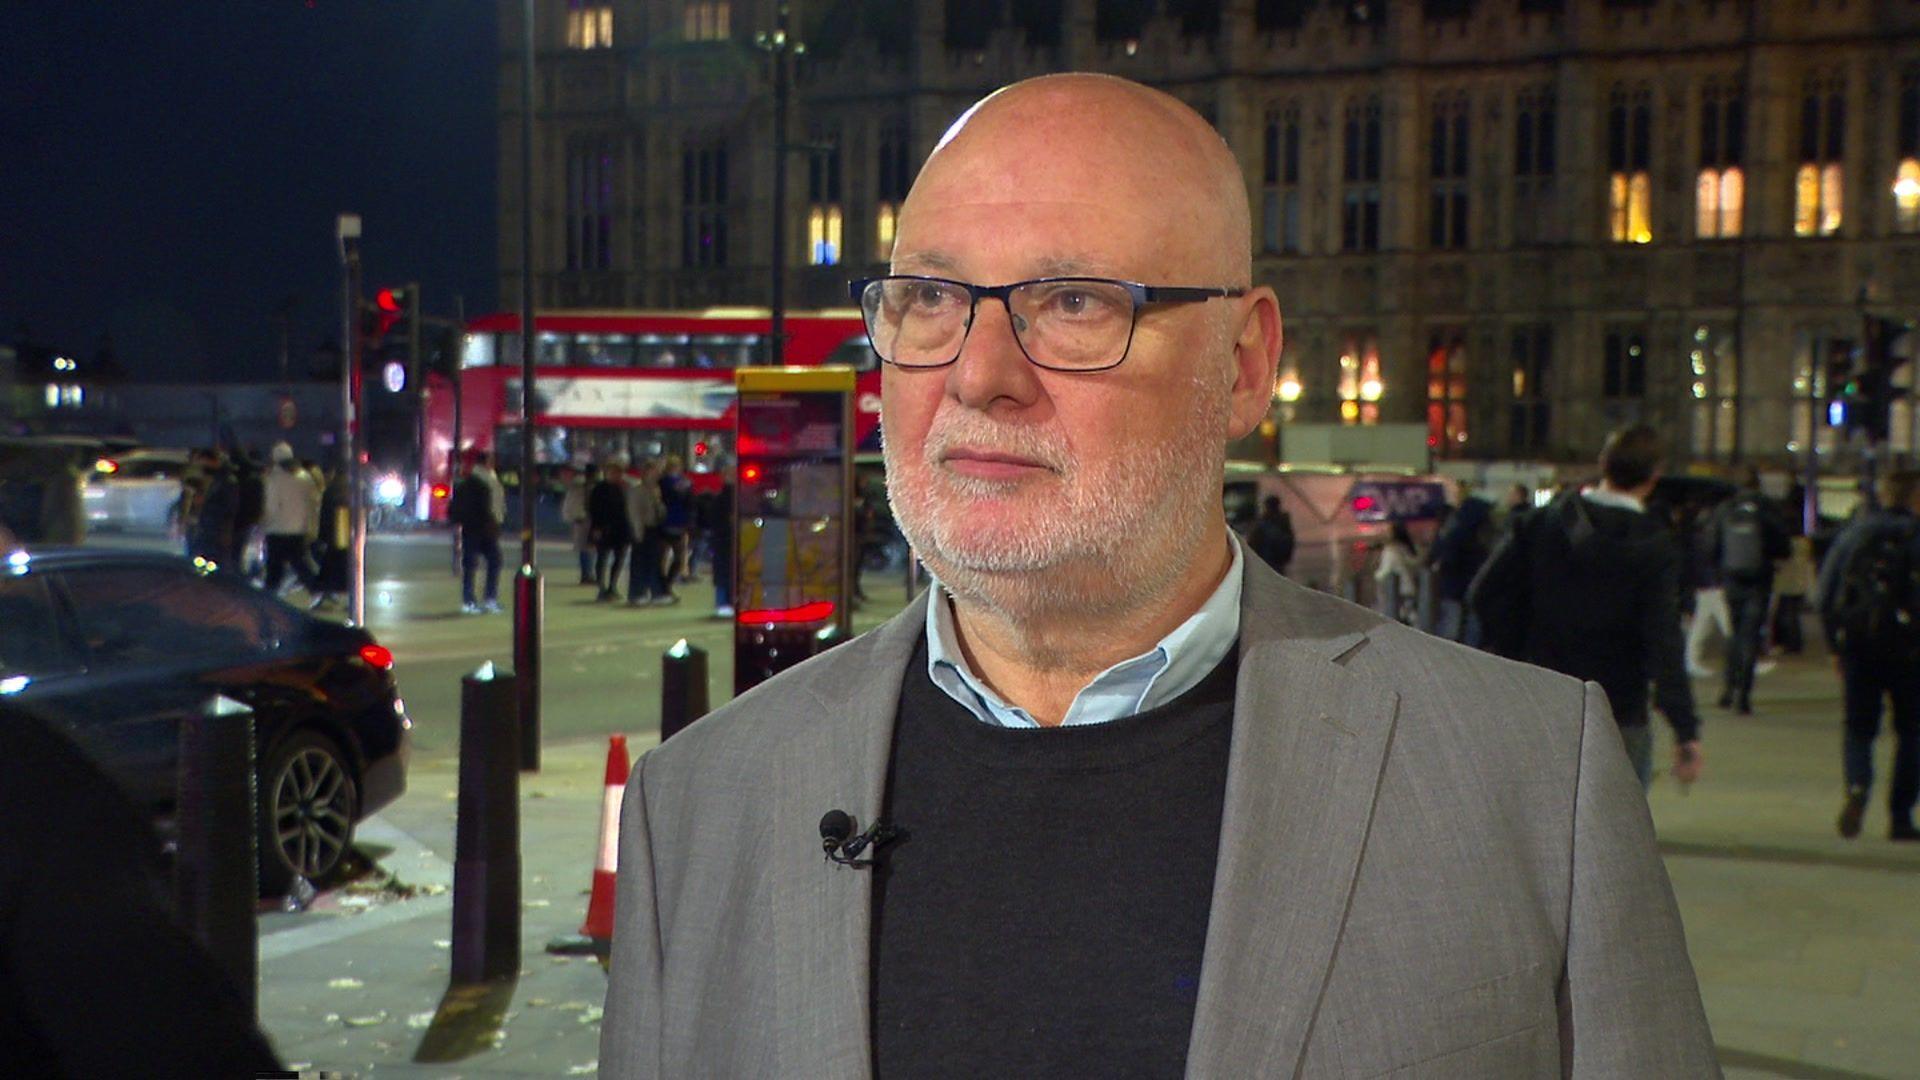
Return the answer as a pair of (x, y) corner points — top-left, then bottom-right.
(946, 295), (1041, 411)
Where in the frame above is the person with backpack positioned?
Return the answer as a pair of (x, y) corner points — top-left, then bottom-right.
(1817, 469), (1920, 842)
(1708, 470), (1791, 714)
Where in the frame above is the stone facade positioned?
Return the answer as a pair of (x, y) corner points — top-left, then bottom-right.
(501, 0), (1920, 465)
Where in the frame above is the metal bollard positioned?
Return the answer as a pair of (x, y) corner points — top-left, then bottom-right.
(452, 662), (521, 984)
(513, 566), (542, 772)
(661, 639), (710, 743)
(175, 694), (258, 1017)
(1416, 566), (1437, 634)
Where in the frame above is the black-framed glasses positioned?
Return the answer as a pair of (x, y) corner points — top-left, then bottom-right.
(848, 275), (1247, 372)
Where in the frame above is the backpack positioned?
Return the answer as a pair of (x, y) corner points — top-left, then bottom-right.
(1719, 498), (1768, 579)
(1832, 520), (1920, 654)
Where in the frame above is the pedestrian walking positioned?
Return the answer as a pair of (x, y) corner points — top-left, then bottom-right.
(1817, 468), (1920, 842)
(233, 450), (265, 576)
(659, 454), (695, 585)
(588, 456), (634, 601)
(562, 463), (596, 585)
(1372, 522), (1420, 623)
(261, 443), (320, 596)
(1684, 503), (1732, 677)
(1429, 489), (1494, 643)
(185, 448), (239, 566)
(627, 458), (675, 606)
(1246, 494), (1295, 577)
(448, 450), (506, 614)
(708, 478), (735, 618)
(1708, 469), (1790, 713)
(1470, 424), (1704, 790)
(310, 467), (350, 609)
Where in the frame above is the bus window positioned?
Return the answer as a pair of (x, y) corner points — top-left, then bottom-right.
(463, 333), (498, 368)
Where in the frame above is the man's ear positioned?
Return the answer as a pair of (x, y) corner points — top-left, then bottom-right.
(1225, 286), (1283, 441)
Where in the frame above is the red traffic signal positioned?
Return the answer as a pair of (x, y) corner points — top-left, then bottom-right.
(375, 287), (405, 314)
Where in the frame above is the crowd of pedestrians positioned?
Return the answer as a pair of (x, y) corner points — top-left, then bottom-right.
(1401, 422), (1920, 844)
(560, 452), (735, 616)
(175, 441), (348, 610)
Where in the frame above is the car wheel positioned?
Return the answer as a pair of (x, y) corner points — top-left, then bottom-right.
(257, 729), (360, 895)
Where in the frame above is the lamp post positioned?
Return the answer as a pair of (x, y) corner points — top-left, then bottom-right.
(756, 3), (804, 366)
(514, 0), (542, 768)
(336, 213), (366, 627)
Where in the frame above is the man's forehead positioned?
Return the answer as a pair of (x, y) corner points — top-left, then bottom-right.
(892, 248), (1129, 280)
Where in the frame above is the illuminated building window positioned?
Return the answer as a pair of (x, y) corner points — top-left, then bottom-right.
(1606, 88), (1652, 243)
(1342, 97), (1383, 253)
(1794, 81), (1845, 237)
(807, 136), (843, 266)
(1428, 95), (1469, 250)
(1603, 328), (1648, 400)
(1897, 69), (1920, 234)
(1339, 332), (1382, 426)
(1513, 87), (1557, 244)
(683, 2), (730, 42)
(874, 203), (897, 260)
(566, 3), (613, 49)
(1696, 83), (1744, 238)
(875, 123), (911, 261)
(1425, 331), (1468, 455)
(1509, 325), (1552, 455)
(808, 206), (843, 266)
(1263, 104), (1303, 254)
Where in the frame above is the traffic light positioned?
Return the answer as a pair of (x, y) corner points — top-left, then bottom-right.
(1859, 316), (1914, 443)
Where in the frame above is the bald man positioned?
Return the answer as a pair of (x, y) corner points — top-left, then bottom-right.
(601, 75), (1718, 1078)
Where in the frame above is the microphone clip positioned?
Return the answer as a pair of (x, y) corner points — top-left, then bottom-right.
(819, 810), (901, 869)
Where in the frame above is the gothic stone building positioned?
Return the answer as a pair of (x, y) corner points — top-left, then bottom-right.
(502, 0), (1920, 466)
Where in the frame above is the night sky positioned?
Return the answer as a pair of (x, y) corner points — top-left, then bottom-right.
(0, 0), (497, 383)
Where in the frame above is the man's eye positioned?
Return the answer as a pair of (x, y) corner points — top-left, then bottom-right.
(908, 284), (954, 307)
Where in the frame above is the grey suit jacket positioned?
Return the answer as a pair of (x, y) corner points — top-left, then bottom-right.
(601, 554), (1719, 1078)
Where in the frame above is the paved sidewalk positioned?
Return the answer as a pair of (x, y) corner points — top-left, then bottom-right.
(254, 639), (1920, 1077)
(1650, 650), (1920, 1079)
(258, 739), (625, 1076)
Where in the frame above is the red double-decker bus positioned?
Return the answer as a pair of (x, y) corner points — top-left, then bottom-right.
(422, 308), (883, 514)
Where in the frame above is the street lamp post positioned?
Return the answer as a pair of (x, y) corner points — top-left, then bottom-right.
(336, 213), (366, 627)
(757, 3), (802, 366)
(514, 0), (542, 770)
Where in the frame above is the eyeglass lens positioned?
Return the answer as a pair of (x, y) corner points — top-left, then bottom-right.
(862, 278), (1136, 370)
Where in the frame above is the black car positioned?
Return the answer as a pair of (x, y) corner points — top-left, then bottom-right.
(0, 547), (409, 893)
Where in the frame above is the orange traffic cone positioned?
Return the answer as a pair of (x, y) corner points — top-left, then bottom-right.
(547, 734), (630, 957)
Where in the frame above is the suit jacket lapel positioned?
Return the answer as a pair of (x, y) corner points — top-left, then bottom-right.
(1185, 565), (1401, 1078)
(768, 590), (930, 1080)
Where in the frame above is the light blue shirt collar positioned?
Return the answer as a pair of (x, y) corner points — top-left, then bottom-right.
(924, 541), (1244, 728)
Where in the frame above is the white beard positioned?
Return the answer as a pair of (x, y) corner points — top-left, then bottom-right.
(883, 367), (1231, 619)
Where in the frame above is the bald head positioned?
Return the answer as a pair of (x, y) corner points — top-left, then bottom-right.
(900, 74), (1251, 285)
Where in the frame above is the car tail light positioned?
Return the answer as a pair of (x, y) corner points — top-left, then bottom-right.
(94, 458), (119, 475)
(430, 484), (450, 499)
(358, 644), (395, 670)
